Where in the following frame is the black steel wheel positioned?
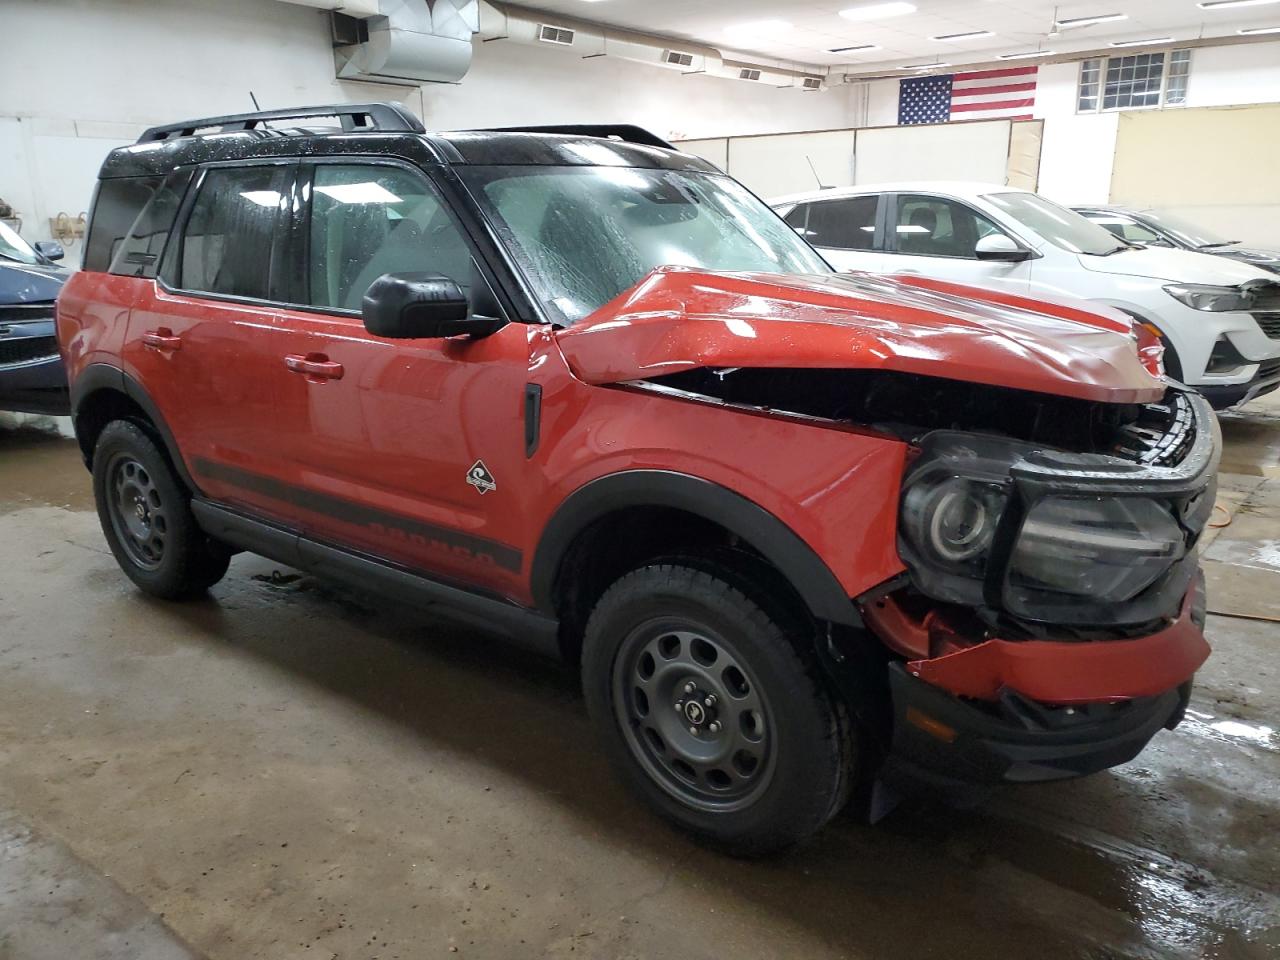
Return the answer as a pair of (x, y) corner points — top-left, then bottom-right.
(613, 624), (774, 812)
(583, 561), (854, 855)
(92, 420), (231, 599)
(105, 453), (169, 571)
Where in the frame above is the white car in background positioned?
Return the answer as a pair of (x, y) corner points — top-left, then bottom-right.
(770, 182), (1280, 409)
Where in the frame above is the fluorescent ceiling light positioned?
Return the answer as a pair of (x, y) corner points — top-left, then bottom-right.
(999, 50), (1055, 59)
(1239, 24), (1280, 31)
(829, 43), (881, 52)
(314, 182), (402, 204)
(239, 190), (281, 208)
(933, 30), (995, 41)
(839, 2), (917, 22)
(1200, 0), (1280, 8)
(1109, 37), (1172, 46)
(898, 62), (951, 70)
(1055, 13), (1128, 28)
(725, 18), (792, 35)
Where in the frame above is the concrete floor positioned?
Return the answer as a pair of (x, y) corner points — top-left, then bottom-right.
(0, 399), (1277, 960)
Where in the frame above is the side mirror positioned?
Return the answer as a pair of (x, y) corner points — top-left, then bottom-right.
(361, 272), (502, 340)
(975, 234), (1031, 262)
(34, 240), (65, 262)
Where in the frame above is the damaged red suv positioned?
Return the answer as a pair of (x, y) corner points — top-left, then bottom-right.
(59, 104), (1217, 854)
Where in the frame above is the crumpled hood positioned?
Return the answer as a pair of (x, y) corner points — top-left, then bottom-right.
(1077, 245), (1277, 285)
(555, 267), (1165, 404)
(0, 261), (70, 303)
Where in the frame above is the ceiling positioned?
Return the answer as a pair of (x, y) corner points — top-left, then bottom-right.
(507, 0), (1280, 73)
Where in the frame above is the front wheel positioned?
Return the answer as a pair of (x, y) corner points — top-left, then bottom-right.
(581, 562), (854, 855)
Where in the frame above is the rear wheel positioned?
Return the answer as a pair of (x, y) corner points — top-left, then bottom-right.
(582, 562), (854, 855)
(93, 420), (230, 599)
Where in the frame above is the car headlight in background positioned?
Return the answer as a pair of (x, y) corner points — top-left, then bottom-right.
(1163, 283), (1253, 312)
(1004, 496), (1185, 616)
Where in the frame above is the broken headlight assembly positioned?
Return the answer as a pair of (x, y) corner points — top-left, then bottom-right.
(898, 412), (1214, 627)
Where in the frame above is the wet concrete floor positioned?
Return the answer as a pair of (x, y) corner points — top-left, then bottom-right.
(0, 400), (1277, 960)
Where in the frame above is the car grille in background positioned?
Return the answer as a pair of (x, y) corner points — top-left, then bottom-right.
(0, 336), (59, 366)
(0, 302), (56, 323)
(1258, 358), (1280, 382)
(1254, 312), (1280, 340)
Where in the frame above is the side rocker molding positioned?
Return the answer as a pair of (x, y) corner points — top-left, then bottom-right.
(70, 364), (202, 494)
(191, 500), (562, 658)
(530, 471), (863, 628)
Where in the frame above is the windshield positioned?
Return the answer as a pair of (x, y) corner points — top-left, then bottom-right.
(1142, 210), (1235, 249)
(0, 221), (40, 265)
(985, 191), (1127, 257)
(461, 165), (831, 323)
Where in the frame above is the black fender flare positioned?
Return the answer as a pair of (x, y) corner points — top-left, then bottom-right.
(71, 363), (202, 493)
(530, 470), (861, 627)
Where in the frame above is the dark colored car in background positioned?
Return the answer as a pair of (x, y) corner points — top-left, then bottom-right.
(1075, 205), (1280, 276)
(0, 221), (71, 415)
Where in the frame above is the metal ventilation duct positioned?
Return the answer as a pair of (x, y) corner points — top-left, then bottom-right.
(334, 0), (478, 85)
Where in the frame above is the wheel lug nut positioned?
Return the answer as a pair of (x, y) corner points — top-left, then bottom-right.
(709, 721), (721, 734)
(704, 695), (716, 707)
(689, 725), (698, 735)
(684, 681), (695, 694)
(674, 701), (684, 712)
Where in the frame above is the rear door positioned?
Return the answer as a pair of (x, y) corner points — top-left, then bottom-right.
(783, 194), (890, 272)
(124, 161), (300, 522)
(881, 192), (1033, 293)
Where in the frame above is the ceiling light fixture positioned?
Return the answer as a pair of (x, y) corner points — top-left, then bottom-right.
(1239, 24), (1280, 32)
(933, 30), (995, 41)
(839, 2), (917, 22)
(999, 50), (1056, 59)
(1055, 12), (1128, 28)
(897, 62), (951, 70)
(1109, 37), (1173, 46)
(1199, 0), (1280, 9)
(829, 43), (881, 52)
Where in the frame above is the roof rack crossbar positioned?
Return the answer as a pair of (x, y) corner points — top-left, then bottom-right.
(480, 124), (674, 150)
(137, 102), (426, 144)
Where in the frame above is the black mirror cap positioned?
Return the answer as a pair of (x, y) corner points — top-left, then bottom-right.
(975, 246), (1032, 263)
(361, 272), (501, 340)
(33, 240), (65, 262)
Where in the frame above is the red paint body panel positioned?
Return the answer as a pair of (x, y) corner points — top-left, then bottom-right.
(557, 267), (1165, 404)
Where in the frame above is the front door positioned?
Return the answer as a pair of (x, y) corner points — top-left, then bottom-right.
(265, 160), (533, 598)
(882, 192), (1032, 294)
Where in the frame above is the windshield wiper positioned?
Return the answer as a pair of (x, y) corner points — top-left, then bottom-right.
(0, 251), (30, 264)
(1198, 241), (1241, 250)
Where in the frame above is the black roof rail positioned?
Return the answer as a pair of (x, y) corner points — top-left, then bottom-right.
(137, 102), (426, 144)
(479, 124), (675, 150)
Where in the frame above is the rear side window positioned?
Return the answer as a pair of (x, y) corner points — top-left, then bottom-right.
(178, 165), (288, 300)
(84, 177), (163, 272)
(804, 196), (878, 251)
(107, 169), (193, 279)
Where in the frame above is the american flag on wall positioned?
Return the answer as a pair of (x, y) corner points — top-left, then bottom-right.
(898, 66), (1038, 124)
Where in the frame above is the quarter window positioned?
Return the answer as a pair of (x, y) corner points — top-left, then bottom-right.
(891, 195), (1005, 260)
(306, 164), (476, 311)
(84, 177), (163, 272)
(108, 170), (193, 280)
(1077, 51), (1190, 113)
(800, 196), (878, 251)
(178, 166), (287, 300)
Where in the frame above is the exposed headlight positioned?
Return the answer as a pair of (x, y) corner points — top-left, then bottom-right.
(1163, 283), (1253, 312)
(1005, 496), (1186, 614)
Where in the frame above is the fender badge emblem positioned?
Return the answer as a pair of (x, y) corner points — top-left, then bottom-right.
(466, 460), (497, 495)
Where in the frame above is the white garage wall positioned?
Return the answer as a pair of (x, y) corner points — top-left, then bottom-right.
(0, 0), (855, 246)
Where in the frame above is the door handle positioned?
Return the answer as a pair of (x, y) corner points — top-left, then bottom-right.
(142, 328), (182, 351)
(284, 353), (344, 381)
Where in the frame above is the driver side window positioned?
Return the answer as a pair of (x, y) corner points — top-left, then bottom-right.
(306, 164), (476, 311)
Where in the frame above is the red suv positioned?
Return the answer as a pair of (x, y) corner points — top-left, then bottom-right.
(59, 104), (1218, 854)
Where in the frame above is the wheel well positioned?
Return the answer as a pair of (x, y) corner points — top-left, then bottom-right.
(551, 506), (810, 663)
(74, 389), (157, 471)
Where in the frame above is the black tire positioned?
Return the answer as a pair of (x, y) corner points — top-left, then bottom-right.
(92, 420), (231, 599)
(582, 562), (854, 856)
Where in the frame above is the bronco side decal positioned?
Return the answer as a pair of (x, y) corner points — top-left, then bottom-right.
(192, 458), (522, 572)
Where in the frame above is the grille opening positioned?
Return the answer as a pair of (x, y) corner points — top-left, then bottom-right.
(0, 336), (59, 366)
